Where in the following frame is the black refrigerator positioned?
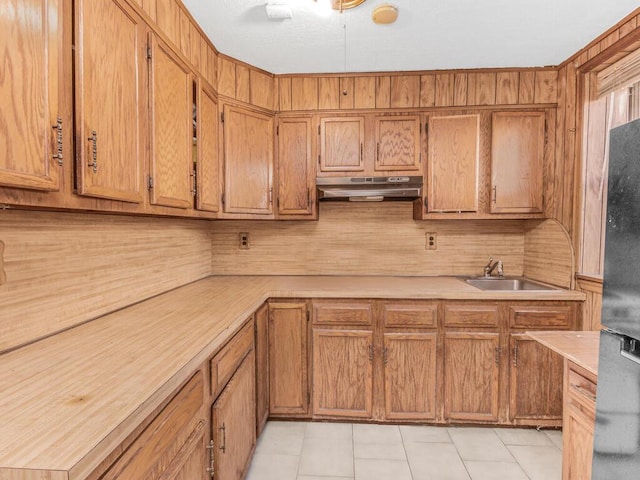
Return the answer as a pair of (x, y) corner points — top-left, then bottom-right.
(592, 117), (640, 478)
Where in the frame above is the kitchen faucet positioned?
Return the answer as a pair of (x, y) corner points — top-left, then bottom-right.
(483, 257), (504, 278)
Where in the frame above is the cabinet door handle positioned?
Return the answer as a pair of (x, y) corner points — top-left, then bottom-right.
(512, 346), (518, 367)
(269, 186), (273, 205)
(307, 187), (311, 208)
(87, 130), (97, 173)
(495, 347), (501, 365)
(383, 347), (388, 365)
(368, 344), (374, 362)
(376, 142), (380, 163)
(492, 185), (497, 203)
(52, 117), (63, 166)
(219, 423), (226, 453)
(360, 143), (363, 164)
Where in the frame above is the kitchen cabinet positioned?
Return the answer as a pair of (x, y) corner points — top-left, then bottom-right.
(98, 372), (206, 479)
(268, 302), (310, 416)
(75, 0), (146, 203)
(255, 303), (269, 436)
(373, 114), (422, 172)
(196, 79), (221, 213)
(148, 32), (194, 209)
(491, 111), (545, 213)
(211, 351), (256, 480)
(222, 104), (274, 216)
(0, 0), (64, 192)
(276, 116), (316, 218)
(312, 328), (374, 419)
(427, 114), (480, 212)
(319, 116), (365, 173)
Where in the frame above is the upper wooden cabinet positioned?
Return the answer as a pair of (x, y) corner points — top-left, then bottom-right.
(0, 0), (63, 192)
(148, 33), (194, 209)
(319, 116), (365, 173)
(196, 80), (220, 213)
(427, 114), (480, 212)
(222, 104), (274, 216)
(276, 117), (316, 218)
(75, 0), (145, 203)
(491, 111), (545, 213)
(374, 115), (422, 172)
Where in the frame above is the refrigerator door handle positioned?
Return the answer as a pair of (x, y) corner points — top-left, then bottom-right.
(621, 336), (640, 365)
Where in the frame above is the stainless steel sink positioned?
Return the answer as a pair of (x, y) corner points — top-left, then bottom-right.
(464, 277), (560, 291)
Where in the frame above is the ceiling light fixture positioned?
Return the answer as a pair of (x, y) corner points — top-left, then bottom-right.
(313, 0), (367, 14)
(372, 4), (398, 24)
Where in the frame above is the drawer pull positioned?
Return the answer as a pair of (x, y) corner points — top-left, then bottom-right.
(571, 384), (596, 403)
(219, 423), (226, 453)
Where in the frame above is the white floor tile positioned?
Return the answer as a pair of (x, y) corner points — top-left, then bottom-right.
(543, 429), (563, 450)
(400, 424), (452, 443)
(448, 427), (515, 462)
(465, 461), (529, 480)
(305, 422), (353, 441)
(246, 452), (300, 480)
(353, 423), (402, 444)
(298, 476), (353, 480)
(354, 441), (407, 460)
(494, 427), (555, 446)
(355, 458), (412, 480)
(298, 437), (354, 477)
(405, 441), (471, 480)
(508, 445), (563, 480)
(256, 421), (307, 456)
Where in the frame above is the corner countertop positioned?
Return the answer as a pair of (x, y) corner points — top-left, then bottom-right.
(526, 330), (600, 376)
(0, 275), (585, 476)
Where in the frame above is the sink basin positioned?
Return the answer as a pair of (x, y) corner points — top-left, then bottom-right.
(464, 277), (559, 291)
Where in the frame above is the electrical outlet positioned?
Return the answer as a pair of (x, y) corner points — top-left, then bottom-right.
(239, 232), (250, 250)
(426, 232), (437, 250)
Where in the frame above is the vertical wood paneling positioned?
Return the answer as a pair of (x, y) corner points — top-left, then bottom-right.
(318, 77), (340, 109)
(200, 37), (209, 79)
(435, 73), (454, 106)
(178, 8), (190, 59)
(453, 73), (468, 106)
(156, 0), (180, 46)
(0, 211), (212, 352)
(576, 276), (603, 331)
(376, 76), (391, 108)
(235, 64), (251, 103)
(519, 71), (536, 104)
(208, 48), (218, 88)
(292, 77), (319, 110)
(524, 219), (574, 289)
(218, 57), (236, 98)
(534, 70), (558, 104)
(189, 23), (200, 71)
(354, 77), (376, 109)
(496, 72), (519, 105)
(390, 75), (420, 108)
(420, 75), (436, 107)
(339, 77), (355, 109)
(468, 73), (496, 105)
(250, 70), (274, 110)
(279, 77), (292, 111)
(142, 0), (157, 21)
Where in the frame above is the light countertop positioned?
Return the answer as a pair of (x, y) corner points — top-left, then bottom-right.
(526, 330), (600, 376)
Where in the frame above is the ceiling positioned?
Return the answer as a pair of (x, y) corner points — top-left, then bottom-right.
(182, 0), (640, 74)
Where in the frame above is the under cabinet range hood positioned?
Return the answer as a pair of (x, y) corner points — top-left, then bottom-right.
(316, 176), (423, 202)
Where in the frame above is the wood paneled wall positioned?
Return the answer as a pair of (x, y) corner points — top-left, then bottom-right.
(276, 69), (558, 112)
(0, 211), (212, 353)
(523, 219), (574, 289)
(576, 275), (603, 331)
(210, 202), (526, 276)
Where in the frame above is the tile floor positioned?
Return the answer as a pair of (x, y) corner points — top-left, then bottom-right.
(246, 421), (563, 480)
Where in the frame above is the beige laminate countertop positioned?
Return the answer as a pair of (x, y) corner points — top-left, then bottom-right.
(0, 275), (585, 477)
(526, 330), (600, 376)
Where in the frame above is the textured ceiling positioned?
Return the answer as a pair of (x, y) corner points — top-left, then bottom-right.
(182, 0), (640, 74)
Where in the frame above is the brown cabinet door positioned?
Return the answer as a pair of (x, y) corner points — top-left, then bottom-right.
(255, 303), (269, 435)
(269, 302), (309, 416)
(374, 115), (421, 172)
(277, 117), (315, 217)
(161, 421), (207, 480)
(149, 33), (194, 209)
(428, 114), (480, 212)
(222, 104), (274, 215)
(509, 334), (563, 422)
(212, 352), (256, 480)
(319, 116), (365, 172)
(76, 0), (145, 203)
(0, 0), (63, 191)
(564, 408), (594, 480)
(312, 328), (373, 419)
(491, 111), (545, 213)
(196, 80), (220, 212)
(444, 332), (500, 422)
(383, 332), (437, 420)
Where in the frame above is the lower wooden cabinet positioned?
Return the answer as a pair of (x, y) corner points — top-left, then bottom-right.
(98, 372), (206, 479)
(444, 332), (501, 422)
(211, 351), (256, 480)
(312, 328), (374, 418)
(509, 334), (563, 424)
(255, 303), (269, 435)
(383, 332), (437, 420)
(268, 302), (310, 416)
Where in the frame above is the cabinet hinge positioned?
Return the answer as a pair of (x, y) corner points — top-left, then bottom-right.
(306, 310), (310, 322)
(277, 197), (280, 209)
(276, 125), (279, 136)
(147, 175), (154, 190)
(317, 125), (320, 135)
(221, 191), (225, 206)
(425, 122), (429, 135)
(307, 389), (311, 406)
(221, 112), (225, 123)
(146, 45), (152, 60)
(191, 169), (197, 197)
(318, 154), (321, 166)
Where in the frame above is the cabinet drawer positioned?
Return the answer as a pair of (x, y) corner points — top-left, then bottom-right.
(510, 304), (573, 329)
(382, 302), (437, 328)
(313, 301), (372, 326)
(211, 320), (254, 397)
(567, 364), (597, 422)
(443, 304), (499, 327)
